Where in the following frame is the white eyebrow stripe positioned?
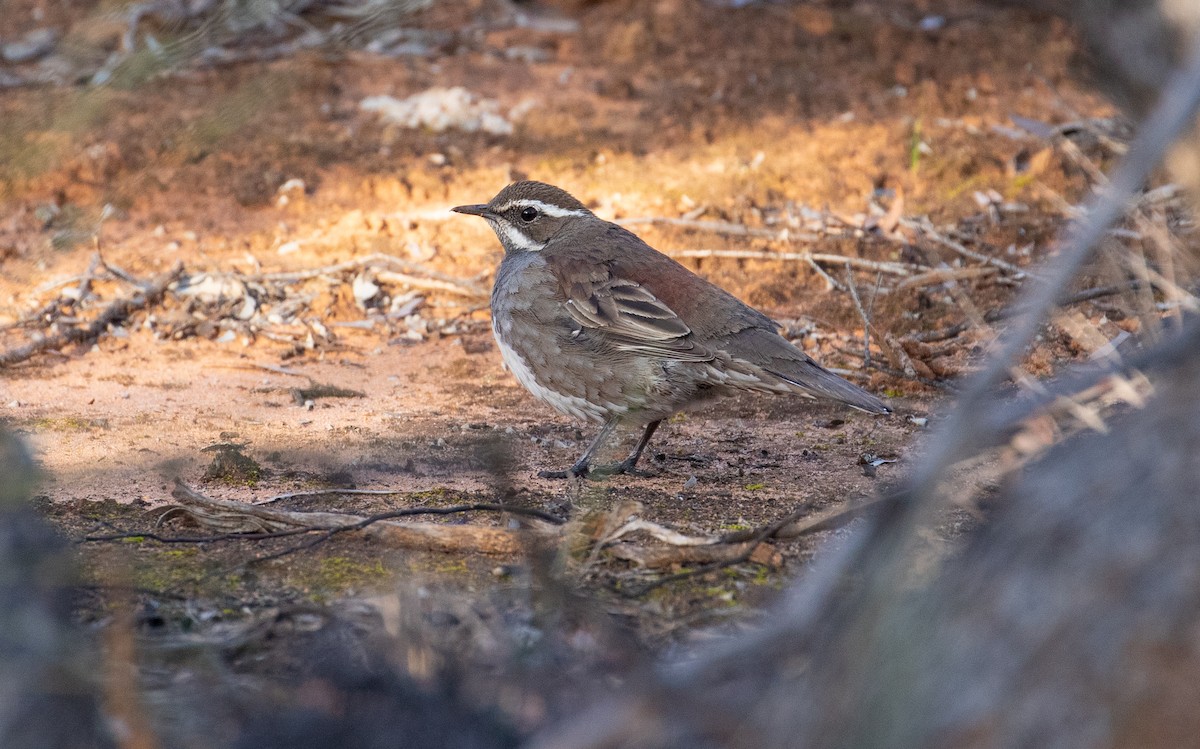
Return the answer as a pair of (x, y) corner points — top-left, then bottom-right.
(494, 220), (546, 252)
(493, 199), (589, 218)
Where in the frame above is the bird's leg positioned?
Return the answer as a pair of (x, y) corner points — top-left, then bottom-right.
(537, 418), (619, 479)
(612, 419), (662, 476)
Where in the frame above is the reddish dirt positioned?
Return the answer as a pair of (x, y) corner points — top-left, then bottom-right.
(0, 0), (1118, 634)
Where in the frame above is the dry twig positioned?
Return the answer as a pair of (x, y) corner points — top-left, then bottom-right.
(619, 215), (823, 242)
(900, 218), (1028, 277)
(0, 263), (183, 368)
(244, 252), (489, 298)
(667, 249), (920, 276)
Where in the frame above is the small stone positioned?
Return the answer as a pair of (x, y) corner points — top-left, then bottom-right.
(919, 15), (946, 32)
(352, 273), (381, 306)
(276, 178), (305, 194)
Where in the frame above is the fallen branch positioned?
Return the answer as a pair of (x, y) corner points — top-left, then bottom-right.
(612, 503), (818, 597)
(2, 254), (104, 334)
(167, 480), (560, 557)
(0, 262), (183, 368)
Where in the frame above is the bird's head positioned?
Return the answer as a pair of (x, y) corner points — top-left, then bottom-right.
(452, 180), (592, 254)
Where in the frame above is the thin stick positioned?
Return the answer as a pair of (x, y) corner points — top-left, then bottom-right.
(844, 268), (872, 369)
(75, 251), (103, 305)
(99, 254), (151, 290)
(242, 252), (488, 298)
(900, 218), (1028, 277)
(895, 266), (998, 290)
(668, 248), (920, 276)
(1052, 279), (1148, 307)
(79, 528), (317, 545)
(805, 256), (847, 291)
(618, 216), (823, 242)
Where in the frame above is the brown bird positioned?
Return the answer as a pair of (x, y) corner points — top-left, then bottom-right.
(453, 181), (889, 478)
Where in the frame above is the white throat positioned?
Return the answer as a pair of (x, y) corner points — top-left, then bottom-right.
(490, 219), (546, 252)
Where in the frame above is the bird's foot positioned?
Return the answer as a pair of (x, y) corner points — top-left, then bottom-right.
(604, 457), (658, 478)
(537, 460), (591, 480)
(537, 459), (656, 480)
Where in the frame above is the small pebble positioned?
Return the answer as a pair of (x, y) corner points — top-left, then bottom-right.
(919, 15), (946, 32)
(276, 178), (305, 194)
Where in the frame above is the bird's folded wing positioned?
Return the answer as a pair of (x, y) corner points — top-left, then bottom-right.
(564, 277), (712, 361)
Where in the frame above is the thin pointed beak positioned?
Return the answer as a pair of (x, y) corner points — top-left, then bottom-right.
(451, 203), (491, 217)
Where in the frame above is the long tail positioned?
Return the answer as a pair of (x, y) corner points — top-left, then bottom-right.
(724, 327), (891, 414)
(765, 360), (891, 414)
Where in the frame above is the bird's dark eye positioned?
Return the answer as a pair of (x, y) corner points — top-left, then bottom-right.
(520, 206), (539, 222)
